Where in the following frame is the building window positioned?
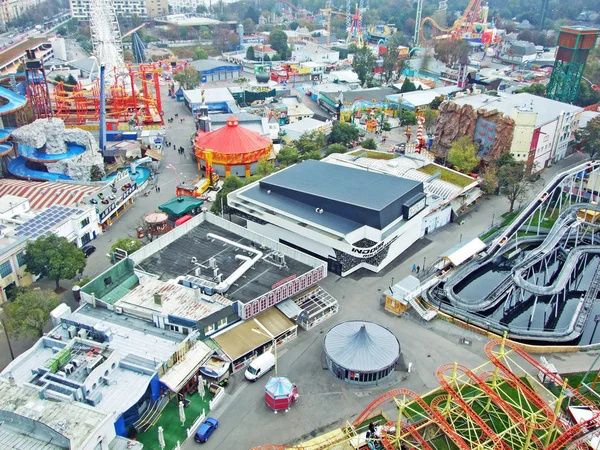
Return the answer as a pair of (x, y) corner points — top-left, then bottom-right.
(204, 324), (215, 335)
(80, 217), (90, 228)
(0, 261), (12, 278)
(168, 324), (180, 332)
(218, 317), (227, 328)
(81, 233), (92, 246)
(16, 252), (26, 267)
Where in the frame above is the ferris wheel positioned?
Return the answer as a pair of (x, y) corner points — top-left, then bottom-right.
(89, 0), (124, 80)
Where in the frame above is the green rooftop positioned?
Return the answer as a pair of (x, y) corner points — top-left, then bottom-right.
(81, 258), (139, 305)
(159, 196), (204, 218)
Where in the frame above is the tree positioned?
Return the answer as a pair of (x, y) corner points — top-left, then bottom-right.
(4, 289), (60, 338)
(399, 77), (417, 93)
(429, 95), (445, 110)
(481, 165), (498, 195)
(325, 143), (348, 155)
(245, 5), (259, 23)
(329, 122), (359, 145)
(276, 146), (300, 166)
(23, 235), (87, 290)
(575, 116), (600, 160)
(352, 44), (376, 87)
(111, 238), (143, 255)
(65, 74), (77, 93)
(195, 48), (209, 60)
(256, 157), (275, 176)
(246, 45), (256, 60)
(361, 138), (378, 150)
(174, 66), (199, 90)
(90, 165), (103, 182)
(295, 131), (327, 154)
(399, 109), (417, 126)
(447, 137), (480, 174)
(243, 18), (256, 35)
(496, 156), (530, 213)
(211, 175), (245, 219)
(515, 83), (546, 96)
(380, 45), (401, 84)
(269, 28), (289, 59)
(382, 121), (392, 132)
(303, 150), (322, 161)
(421, 109), (437, 134)
(434, 39), (470, 68)
(289, 21), (299, 30)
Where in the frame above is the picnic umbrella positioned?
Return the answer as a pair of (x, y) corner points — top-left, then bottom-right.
(198, 376), (205, 398)
(179, 401), (186, 426)
(158, 426), (165, 450)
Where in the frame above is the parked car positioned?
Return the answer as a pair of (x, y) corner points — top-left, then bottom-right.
(194, 417), (219, 443)
(82, 245), (96, 257)
(244, 352), (275, 381)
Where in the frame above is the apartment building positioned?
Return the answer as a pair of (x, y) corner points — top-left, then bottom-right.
(0, 0), (45, 27)
(69, 0), (168, 20)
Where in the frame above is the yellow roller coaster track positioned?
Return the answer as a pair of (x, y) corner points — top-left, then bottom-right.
(419, 0), (483, 44)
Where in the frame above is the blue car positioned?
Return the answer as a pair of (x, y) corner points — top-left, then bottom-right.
(194, 417), (218, 443)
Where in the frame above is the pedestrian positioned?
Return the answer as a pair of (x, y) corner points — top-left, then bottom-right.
(412, 264), (416, 273)
(158, 186), (161, 193)
(155, 185), (158, 192)
(416, 265), (420, 274)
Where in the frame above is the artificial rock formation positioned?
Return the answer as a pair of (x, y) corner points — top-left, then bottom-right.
(11, 118), (105, 181)
(433, 101), (515, 163)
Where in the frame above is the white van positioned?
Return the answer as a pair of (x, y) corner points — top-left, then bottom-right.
(244, 352), (275, 381)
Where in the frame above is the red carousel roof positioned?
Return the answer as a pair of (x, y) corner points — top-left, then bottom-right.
(194, 117), (271, 155)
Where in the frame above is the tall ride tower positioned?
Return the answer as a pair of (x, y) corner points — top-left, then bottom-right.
(546, 26), (599, 104)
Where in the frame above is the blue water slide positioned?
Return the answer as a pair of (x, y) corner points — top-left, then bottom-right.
(7, 156), (73, 182)
(17, 142), (86, 162)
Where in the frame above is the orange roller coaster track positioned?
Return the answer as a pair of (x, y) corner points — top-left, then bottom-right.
(252, 334), (600, 450)
(419, 0), (484, 43)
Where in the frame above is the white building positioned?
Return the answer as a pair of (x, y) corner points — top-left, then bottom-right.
(229, 160), (430, 276)
(292, 44), (339, 63)
(0, 0), (45, 27)
(69, 0), (168, 19)
(280, 117), (332, 142)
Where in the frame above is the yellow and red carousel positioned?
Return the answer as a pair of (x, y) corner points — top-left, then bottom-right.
(193, 116), (273, 178)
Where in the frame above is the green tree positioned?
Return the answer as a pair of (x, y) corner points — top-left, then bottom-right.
(4, 289), (60, 338)
(399, 109), (417, 126)
(434, 38), (470, 68)
(329, 122), (359, 145)
(399, 77), (417, 93)
(429, 95), (445, 110)
(211, 175), (245, 219)
(325, 143), (348, 155)
(64, 74), (78, 93)
(447, 137), (480, 174)
(352, 44), (376, 87)
(576, 81), (600, 108)
(289, 21), (299, 30)
(515, 83), (546, 96)
(303, 150), (322, 161)
(90, 165), (103, 182)
(481, 165), (499, 195)
(269, 28), (289, 59)
(243, 18), (256, 35)
(195, 48), (209, 60)
(23, 235), (87, 290)
(295, 131), (327, 154)
(256, 157), (275, 176)
(246, 45), (256, 60)
(174, 66), (199, 90)
(575, 115), (600, 160)
(276, 146), (300, 166)
(380, 45), (402, 84)
(496, 155), (530, 213)
(421, 109), (437, 134)
(361, 138), (378, 150)
(111, 238), (143, 255)
(382, 121), (392, 132)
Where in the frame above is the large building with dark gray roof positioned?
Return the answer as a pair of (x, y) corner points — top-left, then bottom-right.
(229, 160), (430, 276)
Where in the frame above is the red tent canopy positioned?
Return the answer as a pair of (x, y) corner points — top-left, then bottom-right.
(194, 117), (271, 155)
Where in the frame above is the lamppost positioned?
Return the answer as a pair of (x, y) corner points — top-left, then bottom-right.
(491, 213), (495, 228)
(252, 320), (277, 376)
(422, 256), (427, 274)
(0, 317), (15, 361)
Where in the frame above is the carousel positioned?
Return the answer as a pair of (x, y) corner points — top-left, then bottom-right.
(264, 376), (299, 413)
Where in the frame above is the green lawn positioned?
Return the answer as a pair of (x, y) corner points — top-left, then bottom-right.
(417, 164), (476, 188)
(348, 150), (394, 160)
(135, 391), (214, 449)
(547, 370), (600, 407)
(528, 207), (560, 228)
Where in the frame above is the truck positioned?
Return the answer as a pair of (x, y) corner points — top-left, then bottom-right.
(176, 172), (220, 198)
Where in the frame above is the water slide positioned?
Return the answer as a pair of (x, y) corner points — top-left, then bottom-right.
(0, 84), (91, 181)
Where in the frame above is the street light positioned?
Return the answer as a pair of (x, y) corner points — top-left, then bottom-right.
(252, 320), (277, 376)
(0, 317), (15, 361)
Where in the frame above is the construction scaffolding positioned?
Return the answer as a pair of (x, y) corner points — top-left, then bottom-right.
(251, 334), (600, 450)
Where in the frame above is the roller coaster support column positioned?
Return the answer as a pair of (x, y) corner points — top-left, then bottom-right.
(545, 378), (568, 447)
(524, 419), (535, 449)
(491, 332), (508, 388)
(154, 71), (163, 125)
(99, 64), (106, 155)
(443, 363), (458, 414)
(129, 66), (138, 122)
(394, 398), (405, 441)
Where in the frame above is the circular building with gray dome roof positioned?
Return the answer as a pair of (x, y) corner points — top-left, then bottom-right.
(323, 321), (401, 385)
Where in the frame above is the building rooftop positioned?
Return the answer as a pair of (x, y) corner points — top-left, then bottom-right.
(159, 196), (205, 217)
(0, 179), (101, 210)
(135, 220), (312, 304)
(387, 86), (461, 109)
(342, 87), (397, 104)
(190, 59), (241, 72)
(0, 379), (112, 450)
(280, 117), (330, 134)
(15, 205), (85, 239)
(450, 93), (583, 128)
(184, 87), (235, 105)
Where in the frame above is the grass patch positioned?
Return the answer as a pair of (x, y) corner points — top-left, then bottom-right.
(417, 164), (475, 188)
(528, 207), (560, 228)
(349, 150), (394, 160)
(135, 391), (214, 449)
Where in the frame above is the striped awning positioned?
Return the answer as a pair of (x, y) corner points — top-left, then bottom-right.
(0, 179), (102, 210)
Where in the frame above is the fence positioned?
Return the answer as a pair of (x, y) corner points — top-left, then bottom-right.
(209, 385), (225, 410)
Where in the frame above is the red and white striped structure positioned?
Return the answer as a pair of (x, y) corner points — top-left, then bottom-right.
(415, 115), (426, 153)
(0, 179), (102, 211)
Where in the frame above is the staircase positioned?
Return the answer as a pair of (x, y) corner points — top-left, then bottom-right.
(407, 295), (437, 321)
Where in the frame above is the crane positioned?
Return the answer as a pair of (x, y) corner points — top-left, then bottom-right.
(320, 4), (363, 46)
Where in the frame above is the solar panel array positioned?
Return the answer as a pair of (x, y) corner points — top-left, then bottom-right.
(15, 205), (84, 239)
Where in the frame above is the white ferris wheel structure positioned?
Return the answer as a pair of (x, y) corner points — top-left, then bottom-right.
(89, 0), (124, 80)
